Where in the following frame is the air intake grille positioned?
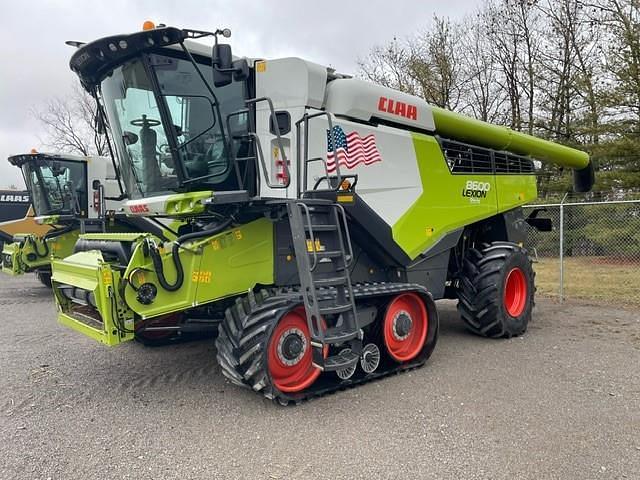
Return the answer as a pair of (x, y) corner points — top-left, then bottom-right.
(441, 139), (535, 175)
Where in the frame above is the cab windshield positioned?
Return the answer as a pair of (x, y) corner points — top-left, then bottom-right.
(100, 52), (247, 199)
(22, 159), (87, 216)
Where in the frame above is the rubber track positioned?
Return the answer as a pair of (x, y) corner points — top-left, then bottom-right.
(215, 282), (439, 405)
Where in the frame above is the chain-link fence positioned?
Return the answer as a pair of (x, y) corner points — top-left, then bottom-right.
(524, 191), (640, 307)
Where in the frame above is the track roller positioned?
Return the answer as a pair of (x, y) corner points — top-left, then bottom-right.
(360, 343), (381, 373)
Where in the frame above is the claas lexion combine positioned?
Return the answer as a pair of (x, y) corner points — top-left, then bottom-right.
(0, 152), (123, 286)
(52, 23), (593, 403)
(0, 152), (188, 345)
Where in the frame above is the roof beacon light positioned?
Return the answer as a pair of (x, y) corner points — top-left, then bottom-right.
(142, 20), (155, 31)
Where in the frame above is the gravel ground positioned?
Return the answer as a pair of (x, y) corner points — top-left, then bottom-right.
(0, 274), (638, 480)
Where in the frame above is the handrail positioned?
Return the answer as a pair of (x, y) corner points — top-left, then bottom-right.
(335, 204), (354, 268)
(245, 97), (290, 189)
(295, 111), (344, 195)
(297, 202), (318, 271)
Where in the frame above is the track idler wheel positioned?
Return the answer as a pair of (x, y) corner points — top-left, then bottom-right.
(382, 293), (429, 362)
(335, 348), (357, 380)
(267, 307), (324, 393)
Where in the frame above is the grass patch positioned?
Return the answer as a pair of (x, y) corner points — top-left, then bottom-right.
(533, 257), (640, 307)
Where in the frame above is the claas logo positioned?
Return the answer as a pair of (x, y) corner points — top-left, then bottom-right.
(129, 204), (150, 214)
(378, 96), (418, 121)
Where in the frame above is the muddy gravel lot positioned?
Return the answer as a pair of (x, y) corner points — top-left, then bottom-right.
(0, 274), (638, 480)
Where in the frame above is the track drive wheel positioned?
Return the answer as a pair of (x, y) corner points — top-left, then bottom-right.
(215, 290), (323, 401)
(457, 241), (535, 338)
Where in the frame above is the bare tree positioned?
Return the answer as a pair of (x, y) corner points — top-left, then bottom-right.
(534, 0), (599, 142)
(358, 16), (466, 110)
(594, 0), (640, 125)
(458, 12), (510, 123)
(33, 83), (107, 157)
(358, 39), (416, 94)
(484, 0), (542, 133)
(408, 16), (464, 109)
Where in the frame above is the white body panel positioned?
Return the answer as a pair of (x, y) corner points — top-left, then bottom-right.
(84, 156), (124, 217)
(304, 114), (422, 226)
(251, 57), (432, 220)
(325, 79), (435, 132)
(254, 58), (328, 199)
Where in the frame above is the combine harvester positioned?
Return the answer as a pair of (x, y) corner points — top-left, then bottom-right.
(0, 152), (152, 286)
(2, 151), (201, 342)
(1, 152), (118, 286)
(52, 23), (593, 403)
(0, 187), (52, 286)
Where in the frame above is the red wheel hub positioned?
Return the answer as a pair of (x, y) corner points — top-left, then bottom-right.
(383, 293), (428, 362)
(504, 267), (528, 317)
(267, 307), (323, 393)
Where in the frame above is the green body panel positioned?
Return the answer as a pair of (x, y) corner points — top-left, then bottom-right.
(52, 250), (135, 346)
(52, 217), (274, 345)
(431, 106), (589, 170)
(392, 134), (537, 260)
(122, 217), (274, 319)
(1, 229), (80, 275)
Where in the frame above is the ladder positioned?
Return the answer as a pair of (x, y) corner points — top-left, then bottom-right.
(287, 199), (361, 372)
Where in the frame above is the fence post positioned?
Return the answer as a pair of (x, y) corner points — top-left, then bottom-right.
(559, 193), (568, 303)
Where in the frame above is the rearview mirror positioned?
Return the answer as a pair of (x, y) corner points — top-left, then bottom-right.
(212, 44), (233, 87)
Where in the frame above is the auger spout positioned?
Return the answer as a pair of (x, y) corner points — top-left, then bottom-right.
(431, 106), (589, 169)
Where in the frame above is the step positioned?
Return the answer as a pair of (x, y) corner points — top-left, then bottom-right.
(313, 275), (348, 287)
(308, 250), (344, 259)
(304, 224), (338, 232)
(318, 303), (354, 315)
(322, 326), (360, 344)
(323, 350), (360, 372)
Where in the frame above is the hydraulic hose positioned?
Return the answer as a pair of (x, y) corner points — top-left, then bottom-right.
(44, 224), (75, 240)
(149, 217), (234, 292)
(149, 242), (183, 292)
(29, 224), (76, 259)
(28, 236), (50, 258)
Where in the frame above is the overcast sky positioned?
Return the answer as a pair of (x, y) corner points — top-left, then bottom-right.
(0, 0), (481, 188)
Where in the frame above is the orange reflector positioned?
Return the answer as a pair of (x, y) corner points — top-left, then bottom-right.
(142, 20), (155, 31)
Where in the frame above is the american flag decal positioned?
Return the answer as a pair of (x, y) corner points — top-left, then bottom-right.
(326, 126), (382, 173)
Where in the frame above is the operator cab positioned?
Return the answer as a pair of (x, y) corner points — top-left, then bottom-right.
(9, 153), (88, 218)
(70, 26), (255, 201)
